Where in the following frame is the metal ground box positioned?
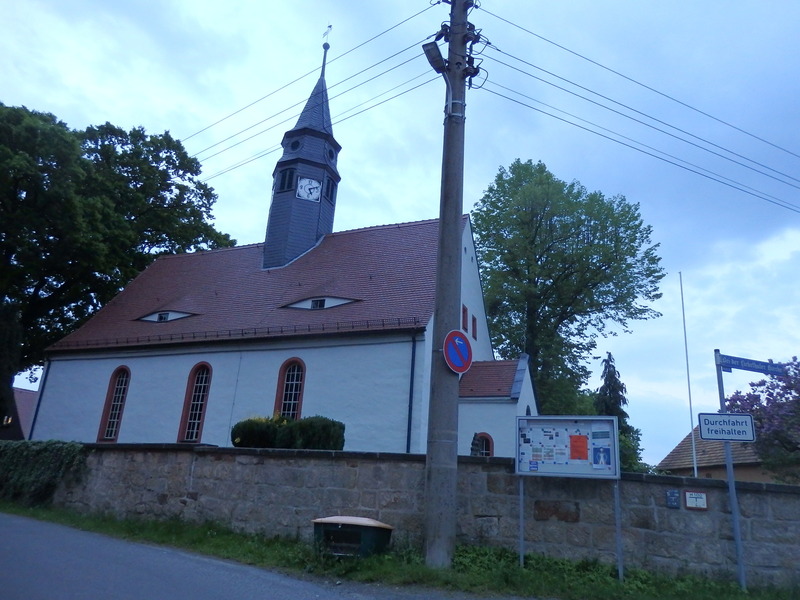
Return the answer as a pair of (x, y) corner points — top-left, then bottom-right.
(312, 516), (394, 557)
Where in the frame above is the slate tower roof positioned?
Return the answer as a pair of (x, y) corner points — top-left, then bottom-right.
(263, 42), (341, 268)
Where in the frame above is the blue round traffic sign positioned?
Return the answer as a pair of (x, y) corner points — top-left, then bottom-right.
(443, 330), (473, 374)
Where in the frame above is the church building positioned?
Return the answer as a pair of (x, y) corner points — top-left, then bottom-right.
(30, 45), (537, 457)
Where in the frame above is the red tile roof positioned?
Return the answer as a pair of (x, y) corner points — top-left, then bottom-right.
(658, 426), (760, 471)
(459, 360), (519, 398)
(50, 219), (441, 352)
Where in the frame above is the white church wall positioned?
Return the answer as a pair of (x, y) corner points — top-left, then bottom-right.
(460, 219), (493, 361)
(458, 400), (520, 458)
(32, 357), (110, 443)
(34, 332), (433, 452)
(226, 333), (422, 453)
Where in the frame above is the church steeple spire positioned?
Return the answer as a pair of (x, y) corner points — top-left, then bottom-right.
(263, 42), (341, 269)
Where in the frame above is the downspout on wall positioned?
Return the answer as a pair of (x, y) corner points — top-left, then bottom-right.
(406, 332), (418, 453)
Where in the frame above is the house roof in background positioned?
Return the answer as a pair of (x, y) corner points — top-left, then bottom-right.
(460, 360), (520, 398)
(658, 426), (760, 471)
(50, 219), (445, 352)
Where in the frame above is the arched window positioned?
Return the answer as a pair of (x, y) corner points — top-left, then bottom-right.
(475, 432), (494, 457)
(178, 363), (212, 443)
(273, 358), (305, 420)
(97, 367), (130, 442)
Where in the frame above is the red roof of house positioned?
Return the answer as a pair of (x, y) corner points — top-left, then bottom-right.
(658, 426), (760, 471)
(459, 360), (520, 398)
(50, 219), (441, 352)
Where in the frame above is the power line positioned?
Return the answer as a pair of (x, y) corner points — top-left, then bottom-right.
(182, 2), (439, 142)
(481, 86), (800, 215)
(193, 39), (428, 160)
(203, 75), (437, 182)
(484, 81), (800, 212)
(478, 5), (800, 161)
(485, 47), (800, 191)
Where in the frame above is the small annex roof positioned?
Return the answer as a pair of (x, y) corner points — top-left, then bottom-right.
(657, 426), (761, 472)
(460, 359), (522, 399)
(49, 218), (444, 352)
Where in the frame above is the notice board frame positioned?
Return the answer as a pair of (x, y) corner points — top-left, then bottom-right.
(516, 416), (620, 480)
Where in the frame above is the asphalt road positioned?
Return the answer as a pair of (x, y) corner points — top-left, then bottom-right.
(0, 513), (533, 600)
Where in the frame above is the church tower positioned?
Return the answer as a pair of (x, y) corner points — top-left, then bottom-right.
(263, 42), (341, 268)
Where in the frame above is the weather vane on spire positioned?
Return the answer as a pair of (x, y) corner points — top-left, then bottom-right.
(321, 24), (332, 76)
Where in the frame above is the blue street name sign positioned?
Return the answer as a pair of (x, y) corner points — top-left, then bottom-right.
(717, 354), (786, 376)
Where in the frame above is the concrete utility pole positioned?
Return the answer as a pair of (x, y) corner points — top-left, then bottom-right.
(423, 0), (472, 569)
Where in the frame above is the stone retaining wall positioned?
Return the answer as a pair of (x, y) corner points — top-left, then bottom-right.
(54, 444), (800, 587)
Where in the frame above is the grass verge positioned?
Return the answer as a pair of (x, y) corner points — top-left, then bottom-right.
(1, 501), (796, 600)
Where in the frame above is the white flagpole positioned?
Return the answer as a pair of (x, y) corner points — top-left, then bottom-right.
(679, 272), (698, 477)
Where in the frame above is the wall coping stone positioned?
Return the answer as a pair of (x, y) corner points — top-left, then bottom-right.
(80, 443), (800, 495)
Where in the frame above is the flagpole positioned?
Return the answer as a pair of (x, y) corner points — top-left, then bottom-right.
(679, 272), (698, 477)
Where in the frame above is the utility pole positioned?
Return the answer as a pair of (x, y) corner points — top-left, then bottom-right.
(422, 0), (473, 569)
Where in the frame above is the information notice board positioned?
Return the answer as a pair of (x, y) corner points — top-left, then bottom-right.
(516, 416), (620, 479)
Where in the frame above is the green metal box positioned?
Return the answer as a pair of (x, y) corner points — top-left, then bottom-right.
(312, 516), (393, 557)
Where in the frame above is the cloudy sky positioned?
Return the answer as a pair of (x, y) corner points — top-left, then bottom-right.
(4, 1), (799, 465)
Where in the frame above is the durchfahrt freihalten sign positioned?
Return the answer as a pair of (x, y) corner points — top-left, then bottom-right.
(698, 413), (755, 442)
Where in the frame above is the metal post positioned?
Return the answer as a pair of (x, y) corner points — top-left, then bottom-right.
(613, 480), (624, 581)
(714, 349), (747, 590)
(518, 477), (525, 567)
(424, 0), (470, 569)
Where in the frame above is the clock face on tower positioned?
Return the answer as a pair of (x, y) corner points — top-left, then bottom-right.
(296, 177), (322, 201)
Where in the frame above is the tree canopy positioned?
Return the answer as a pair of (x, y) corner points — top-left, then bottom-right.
(0, 104), (234, 420)
(472, 159), (664, 413)
(726, 357), (800, 483)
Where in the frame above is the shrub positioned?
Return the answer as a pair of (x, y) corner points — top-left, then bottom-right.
(0, 440), (87, 506)
(292, 416), (345, 450)
(231, 415), (345, 450)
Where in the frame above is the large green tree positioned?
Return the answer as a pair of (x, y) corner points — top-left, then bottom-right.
(472, 159), (664, 413)
(0, 105), (234, 421)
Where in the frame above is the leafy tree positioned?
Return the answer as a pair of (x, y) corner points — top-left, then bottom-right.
(594, 352), (646, 472)
(472, 159), (664, 413)
(726, 357), (800, 483)
(0, 105), (234, 419)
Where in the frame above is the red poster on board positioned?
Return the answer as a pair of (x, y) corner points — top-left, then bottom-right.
(570, 435), (588, 460)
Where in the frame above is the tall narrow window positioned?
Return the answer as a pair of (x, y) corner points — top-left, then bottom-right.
(97, 367), (130, 442)
(276, 168), (296, 192)
(179, 363), (212, 443)
(471, 315), (478, 340)
(462, 304), (468, 331)
(274, 359), (305, 420)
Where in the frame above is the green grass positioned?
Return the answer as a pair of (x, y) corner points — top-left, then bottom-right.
(2, 501), (796, 600)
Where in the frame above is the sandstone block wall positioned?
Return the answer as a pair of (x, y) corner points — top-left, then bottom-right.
(54, 444), (800, 587)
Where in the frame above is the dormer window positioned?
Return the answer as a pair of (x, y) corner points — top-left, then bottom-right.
(139, 310), (192, 323)
(284, 297), (355, 310)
